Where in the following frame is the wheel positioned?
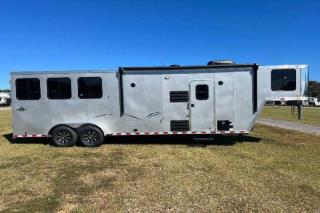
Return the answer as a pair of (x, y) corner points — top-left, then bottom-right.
(51, 126), (78, 147)
(78, 125), (104, 147)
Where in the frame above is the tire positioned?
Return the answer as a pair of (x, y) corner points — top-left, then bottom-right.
(78, 125), (104, 147)
(51, 126), (78, 147)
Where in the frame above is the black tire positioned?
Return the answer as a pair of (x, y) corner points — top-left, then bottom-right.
(51, 126), (78, 147)
(78, 125), (104, 147)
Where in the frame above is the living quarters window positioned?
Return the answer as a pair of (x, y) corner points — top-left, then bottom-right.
(47, 78), (71, 99)
(271, 69), (296, 91)
(16, 78), (41, 100)
(78, 77), (102, 99)
(170, 91), (189, 102)
(196, 84), (209, 100)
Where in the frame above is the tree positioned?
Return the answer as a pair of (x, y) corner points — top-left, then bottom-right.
(308, 81), (320, 97)
(0, 89), (10, 92)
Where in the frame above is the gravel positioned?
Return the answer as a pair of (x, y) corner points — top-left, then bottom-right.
(257, 118), (320, 136)
(0, 107), (11, 111)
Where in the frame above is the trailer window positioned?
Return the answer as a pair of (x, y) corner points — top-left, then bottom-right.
(47, 78), (71, 99)
(170, 91), (189, 102)
(78, 77), (102, 99)
(16, 78), (41, 100)
(271, 69), (296, 91)
(196, 84), (209, 100)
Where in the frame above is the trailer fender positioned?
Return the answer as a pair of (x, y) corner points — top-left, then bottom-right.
(48, 124), (84, 137)
(78, 124), (105, 137)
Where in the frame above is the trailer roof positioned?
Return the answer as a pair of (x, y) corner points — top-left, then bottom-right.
(11, 70), (115, 75)
(120, 64), (257, 72)
(11, 64), (257, 75)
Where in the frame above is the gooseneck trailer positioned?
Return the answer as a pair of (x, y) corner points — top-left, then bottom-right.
(10, 62), (308, 147)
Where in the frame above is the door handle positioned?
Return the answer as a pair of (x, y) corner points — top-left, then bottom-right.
(187, 103), (195, 110)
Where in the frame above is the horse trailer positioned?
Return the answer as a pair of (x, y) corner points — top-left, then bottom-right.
(0, 92), (11, 106)
(10, 62), (308, 147)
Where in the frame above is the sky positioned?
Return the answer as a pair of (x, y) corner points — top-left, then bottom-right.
(0, 0), (319, 89)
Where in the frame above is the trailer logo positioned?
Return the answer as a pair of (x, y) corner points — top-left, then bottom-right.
(16, 106), (26, 112)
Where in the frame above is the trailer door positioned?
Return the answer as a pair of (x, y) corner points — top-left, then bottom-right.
(12, 76), (49, 135)
(189, 80), (214, 131)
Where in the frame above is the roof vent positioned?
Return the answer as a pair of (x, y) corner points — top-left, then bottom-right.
(207, 60), (235, 65)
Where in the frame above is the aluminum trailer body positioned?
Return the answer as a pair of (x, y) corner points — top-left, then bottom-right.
(10, 63), (308, 146)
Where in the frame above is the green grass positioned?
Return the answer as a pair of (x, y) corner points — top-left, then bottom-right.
(1, 110), (320, 212)
(260, 106), (320, 126)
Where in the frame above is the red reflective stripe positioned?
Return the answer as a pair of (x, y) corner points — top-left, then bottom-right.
(111, 130), (248, 136)
(13, 134), (47, 138)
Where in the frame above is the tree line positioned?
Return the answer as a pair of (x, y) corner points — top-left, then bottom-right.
(308, 81), (320, 98)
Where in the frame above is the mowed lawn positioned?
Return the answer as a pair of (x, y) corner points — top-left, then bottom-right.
(0, 110), (320, 212)
(260, 106), (320, 126)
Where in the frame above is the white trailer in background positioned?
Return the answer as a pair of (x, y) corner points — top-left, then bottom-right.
(307, 97), (320, 106)
(10, 62), (308, 147)
(0, 92), (11, 106)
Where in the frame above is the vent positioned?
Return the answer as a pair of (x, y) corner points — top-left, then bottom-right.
(170, 91), (189, 102)
(217, 120), (231, 131)
(170, 120), (190, 131)
(207, 60), (235, 65)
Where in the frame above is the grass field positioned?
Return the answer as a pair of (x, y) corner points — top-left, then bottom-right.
(260, 106), (320, 126)
(1, 110), (320, 212)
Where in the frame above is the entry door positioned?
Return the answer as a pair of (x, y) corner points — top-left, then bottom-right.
(12, 76), (49, 135)
(189, 80), (214, 131)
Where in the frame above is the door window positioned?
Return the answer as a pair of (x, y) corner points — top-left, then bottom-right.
(196, 84), (209, 100)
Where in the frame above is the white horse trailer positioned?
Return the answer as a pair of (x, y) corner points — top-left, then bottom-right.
(0, 92), (11, 106)
(309, 97), (320, 106)
(10, 63), (308, 147)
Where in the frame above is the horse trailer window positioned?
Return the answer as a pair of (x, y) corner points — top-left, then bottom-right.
(170, 91), (189, 102)
(78, 77), (102, 99)
(271, 69), (296, 91)
(47, 78), (71, 100)
(196, 84), (209, 100)
(16, 78), (41, 100)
